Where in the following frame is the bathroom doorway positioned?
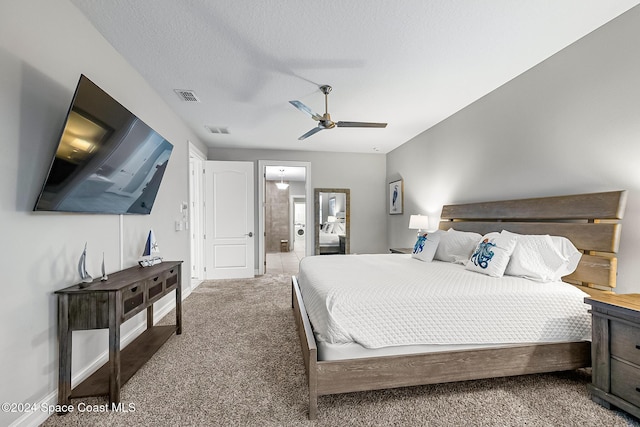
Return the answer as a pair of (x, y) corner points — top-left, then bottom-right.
(258, 160), (312, 275)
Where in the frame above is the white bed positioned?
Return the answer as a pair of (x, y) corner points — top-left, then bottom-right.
(318, 230), (340, 246)
(318, 221), (345, 254)
(292, 190), (627, 419)
(298, 253), (591, 360)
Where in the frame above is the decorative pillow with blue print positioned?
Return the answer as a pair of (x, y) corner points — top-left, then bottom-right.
(465, 232), (517, 277)
(411, 232), (441, 262)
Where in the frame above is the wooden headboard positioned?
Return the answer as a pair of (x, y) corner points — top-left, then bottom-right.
(438, 190), (627, 295)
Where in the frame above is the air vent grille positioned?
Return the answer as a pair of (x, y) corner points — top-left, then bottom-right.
(205, 125), (230, 134)
(174, 89), (200, 102)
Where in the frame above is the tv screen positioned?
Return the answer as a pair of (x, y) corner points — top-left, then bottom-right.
(34, 75), (173, 214)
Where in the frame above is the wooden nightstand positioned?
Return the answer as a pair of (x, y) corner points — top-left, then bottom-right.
(389, 248), (413, 254)
(585, 294), (640, 419)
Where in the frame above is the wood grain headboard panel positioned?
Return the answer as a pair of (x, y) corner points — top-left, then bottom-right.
(441, 191), (626, 220)
(438, 190), (627, 293)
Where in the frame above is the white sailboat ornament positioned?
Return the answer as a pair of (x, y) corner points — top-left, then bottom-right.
(101, 252), (108, 281)
(138, 229), (163, 267)
(78, 242), (93, 287)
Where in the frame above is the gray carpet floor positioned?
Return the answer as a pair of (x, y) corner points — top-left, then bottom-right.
(43, 273), (640, 426)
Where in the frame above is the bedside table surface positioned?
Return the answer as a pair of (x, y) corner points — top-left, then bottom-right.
(585, 293), (640, 313)
(389, 248), (413, 254)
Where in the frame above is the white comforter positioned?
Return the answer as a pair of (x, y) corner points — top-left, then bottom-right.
(297, 254), (591, 348)
(319, 231), (340, 246)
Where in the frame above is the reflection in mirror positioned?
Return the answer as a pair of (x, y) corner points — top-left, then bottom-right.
(315, 188), (350, 255)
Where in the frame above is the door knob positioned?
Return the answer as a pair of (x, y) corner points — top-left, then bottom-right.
(246, 232), (253, 237)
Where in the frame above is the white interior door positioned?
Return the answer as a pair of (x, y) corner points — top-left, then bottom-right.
(189, 145), (205, 282)
(204, 161), (254, 279)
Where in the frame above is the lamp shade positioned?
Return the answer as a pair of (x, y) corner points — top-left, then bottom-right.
(409, 214), (430, 231)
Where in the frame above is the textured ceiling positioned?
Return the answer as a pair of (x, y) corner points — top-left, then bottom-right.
(70, 0), (639, 154)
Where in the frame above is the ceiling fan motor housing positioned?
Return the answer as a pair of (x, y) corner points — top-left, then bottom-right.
(320, 85), (332, 95)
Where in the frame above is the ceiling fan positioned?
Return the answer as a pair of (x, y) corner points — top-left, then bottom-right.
(289, 85), (387, 140)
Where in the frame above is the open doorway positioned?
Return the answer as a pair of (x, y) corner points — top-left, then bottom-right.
(258, 160), (312, 275)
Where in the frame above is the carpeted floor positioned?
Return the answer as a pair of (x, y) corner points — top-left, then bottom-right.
(42, 273), (640, 426)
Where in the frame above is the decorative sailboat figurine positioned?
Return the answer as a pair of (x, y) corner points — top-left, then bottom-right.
(138, 229), (163, 267)
(78, 242), (93, 286)
(101, 252), (108, 281)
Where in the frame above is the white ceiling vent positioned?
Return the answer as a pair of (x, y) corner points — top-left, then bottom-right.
(205, 125), (230, 134)
(174, 89), (200, 102)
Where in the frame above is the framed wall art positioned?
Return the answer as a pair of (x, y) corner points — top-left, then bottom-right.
(389, 179), (403, 214)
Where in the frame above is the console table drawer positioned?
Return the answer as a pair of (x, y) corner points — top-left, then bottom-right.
(165, 268), (179, 291)
(611, 321), (640, 366)
(611, 359), (640, 408)
(122, 282), (146, 319)
(147, 278), (164, 301)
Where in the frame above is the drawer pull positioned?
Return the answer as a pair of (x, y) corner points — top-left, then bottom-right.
(153, 276), (159, 282)
(170, 269), (174, 274)
(636, 387), (640, 393)
(636, 344), (640, 350)
(130, 286), (138, 292)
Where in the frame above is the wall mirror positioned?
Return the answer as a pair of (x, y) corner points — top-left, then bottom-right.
(314, 188), (350, 255)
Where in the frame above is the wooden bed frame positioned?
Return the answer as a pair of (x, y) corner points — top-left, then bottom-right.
(292, 190), (626, 419)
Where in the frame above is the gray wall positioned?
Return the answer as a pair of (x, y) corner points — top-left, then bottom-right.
(209, 148), (388, 255)
(0, 2), (203, 425)
(387, 6), (640, 294)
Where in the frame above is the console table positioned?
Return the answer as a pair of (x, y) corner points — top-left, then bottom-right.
(56, 260), (182, 409)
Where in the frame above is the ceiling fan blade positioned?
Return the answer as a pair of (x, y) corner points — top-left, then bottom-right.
(298, 126), (324, 140)
(289, 100), (322, 121)
(336, 121), (387, 128)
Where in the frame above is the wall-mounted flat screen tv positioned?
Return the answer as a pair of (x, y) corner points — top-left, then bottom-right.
(34, 75), (173, 214)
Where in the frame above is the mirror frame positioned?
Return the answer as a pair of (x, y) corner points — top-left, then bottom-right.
(314, 188), (350, 255)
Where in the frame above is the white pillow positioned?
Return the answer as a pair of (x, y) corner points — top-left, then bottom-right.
(503, 230), (569, 282)
(412, 232), (441, 262)
(434, 229), (482, 264)
(332, 222), (346, 234)
(465, 232), (517, 277)
(550, 235), (583, 279)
